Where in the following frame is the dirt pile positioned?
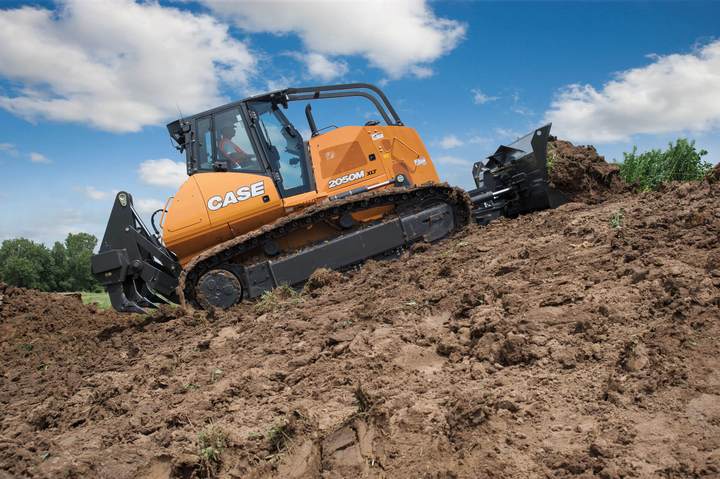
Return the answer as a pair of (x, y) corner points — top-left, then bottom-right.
(2, 171), (720, 478)
(549, 138), (627, 203)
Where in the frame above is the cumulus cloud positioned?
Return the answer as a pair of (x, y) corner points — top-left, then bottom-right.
(0, 0), (255, 132)
(438, 135), (464, 149)
(204, 0), (465, 78)
(138, 158), (187, 188)
(29, 152), (51, 164)
(299, 52), (349, 81)
(545, 40), (720, 143)
(134, 198), (166, 216)
(82, 186), (108, 200)
(472, 88), (499, 105)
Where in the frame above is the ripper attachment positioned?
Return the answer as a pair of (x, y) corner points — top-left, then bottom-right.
(91, 192), (181, 313)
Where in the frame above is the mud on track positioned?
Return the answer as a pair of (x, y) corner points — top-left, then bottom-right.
(1, 140), (719, 478)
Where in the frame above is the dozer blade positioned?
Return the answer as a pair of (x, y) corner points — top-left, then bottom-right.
(92, 192), (181, 313)
(468, 123), (566, 224)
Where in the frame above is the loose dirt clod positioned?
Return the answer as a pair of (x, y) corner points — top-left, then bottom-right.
(1, 143), (719, 478)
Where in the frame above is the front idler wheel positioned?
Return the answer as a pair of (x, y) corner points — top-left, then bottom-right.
(196, 269), (243, 310)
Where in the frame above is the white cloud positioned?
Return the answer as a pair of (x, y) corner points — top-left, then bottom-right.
(134, 198), (166, 216)
(29, 152), (51, 164)
(0, 0), (255, 132)
(472, 88), (499, 105)
(138, 158), (187, 188)
(300, 52), (349, 81)
(0, 142), (17, 155)
(435, 155), (472, 167)
(410, 66), (434, 79)
(510, 92), (533, 117)
(494, 128), (522, 141)
(468, 136), (492, 146)
(545, 40), (720, 143)
(438, 134), (464, 149)
(204, 0), (465, 78)
(82, 186), (109, 200)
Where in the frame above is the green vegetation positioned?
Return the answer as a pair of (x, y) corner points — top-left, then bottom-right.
(546, 150), (557, 174)
(267, 421), (293, 454)
(609, 209), (625, 230)
(619, 139), (712, 191)
(198, 424), (226, 473)
(81, 291), (111, 309)
(254, 284), (301, 314)
(0, 233), (100, 292)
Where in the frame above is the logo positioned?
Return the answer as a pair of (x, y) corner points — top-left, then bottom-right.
(328, 170), (365, 188)
(207, 181), (265, 211)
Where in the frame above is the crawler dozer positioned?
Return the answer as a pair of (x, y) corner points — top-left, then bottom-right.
(92, 83), (563, 313)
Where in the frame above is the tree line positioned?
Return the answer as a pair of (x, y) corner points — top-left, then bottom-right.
(0, 233), (100, 292)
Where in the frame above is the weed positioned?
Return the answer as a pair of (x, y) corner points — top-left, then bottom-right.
(184, 383), (199, 391)
(247, 431), (263, 440)
(18, 343), (33, 352)
(210, 368), (223, 383)
(619, 139), (712, 191)
(198, 424), (226, 474)
(254, 284), (302, 315)
(267, 420), (294, 454)
(610, 209), (625, 230)
(354, 383), (374, 413)
(547, 151), (557, 174)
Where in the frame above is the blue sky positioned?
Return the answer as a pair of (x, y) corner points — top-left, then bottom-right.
(1, 0), (719, 245)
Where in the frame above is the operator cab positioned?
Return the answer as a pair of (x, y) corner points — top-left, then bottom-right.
(167, 83), (404, 200)
(167, 100), (312, 198)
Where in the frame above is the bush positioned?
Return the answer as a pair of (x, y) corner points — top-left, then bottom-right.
(619, 139), (712, 191)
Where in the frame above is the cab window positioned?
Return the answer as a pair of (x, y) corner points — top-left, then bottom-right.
(193, 108), (262, 173)
(251, 102), (311, 196)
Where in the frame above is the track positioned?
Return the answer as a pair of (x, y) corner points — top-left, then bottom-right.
(179, 184), (472, 308)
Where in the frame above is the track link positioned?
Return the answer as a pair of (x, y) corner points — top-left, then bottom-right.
(179, 184), (471, 308)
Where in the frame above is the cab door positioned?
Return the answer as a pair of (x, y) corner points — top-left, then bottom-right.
(247, 102), (316, 209)
(192, 106), (285, 238)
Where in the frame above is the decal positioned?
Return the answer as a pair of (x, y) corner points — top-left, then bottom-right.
(371, 132), (384, 140)
(328, 170), (365, 188)
(414, 157), (427, 166)
(207, 181), (265, 211)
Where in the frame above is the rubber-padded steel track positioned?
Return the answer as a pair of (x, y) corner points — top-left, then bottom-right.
(179, 184), (471, 308)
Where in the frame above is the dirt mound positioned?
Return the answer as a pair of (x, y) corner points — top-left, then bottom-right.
(549, 138), (628, 203)
(2, 179), (720, 478)
(706, 163), (720, 184)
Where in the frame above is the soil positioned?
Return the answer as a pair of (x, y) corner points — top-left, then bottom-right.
(2, 140), (720, 478)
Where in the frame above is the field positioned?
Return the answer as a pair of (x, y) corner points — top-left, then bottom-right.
(1, 140), (719, 478)
(80, 292), (111, 309)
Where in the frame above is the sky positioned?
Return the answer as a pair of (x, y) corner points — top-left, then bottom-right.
(1, 0), (719, 245)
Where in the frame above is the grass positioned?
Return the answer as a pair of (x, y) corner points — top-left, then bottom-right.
(609, 209), (625, 230)
(254, 284), (302, 315)
(80, 291), (111, 309)
(198, 424), (226, 474)
(267, 421), (294, 454)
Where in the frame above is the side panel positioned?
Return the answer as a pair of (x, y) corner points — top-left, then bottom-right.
(308, 125), (440, 198)
(309, 126), (389, 197)
(163, 173), (283, 264)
